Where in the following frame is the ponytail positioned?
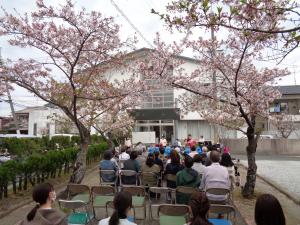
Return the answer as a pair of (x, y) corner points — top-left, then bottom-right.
(109, 211), (119, 225)
(190, 216), (212, 225)
(109, 192), (132, 225)
(27, 204), (40, 221)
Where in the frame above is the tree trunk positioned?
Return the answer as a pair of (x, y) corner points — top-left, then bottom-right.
(12, 178), (17, 194)
(69, 134), (90, 184)
(18, 176), (22, 191)
(242, 126), (258, 197)
(23, 174), (28, 191)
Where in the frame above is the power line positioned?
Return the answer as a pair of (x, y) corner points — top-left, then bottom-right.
(110, 0), (154, 48)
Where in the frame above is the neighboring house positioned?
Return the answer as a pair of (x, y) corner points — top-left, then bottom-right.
(104, 48), (229, 143)
(0, 104), (79, 137)
(234, 85), (300, 139)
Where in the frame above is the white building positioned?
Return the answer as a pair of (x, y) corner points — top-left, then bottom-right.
(14, 104), (79, 137)
(104, 48), (224, 143)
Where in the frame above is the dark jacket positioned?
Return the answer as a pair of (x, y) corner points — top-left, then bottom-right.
(164, 163), (184, 188)
(122, 159), (140, 184)
(176, 168), (201, 204)
(21, 208), (67, 225)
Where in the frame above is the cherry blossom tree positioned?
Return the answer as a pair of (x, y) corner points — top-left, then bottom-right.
(153, 0), (300, 62)
(271, 113), (297, 138)
(0, 0), (140, 183)
(93, 107), (134, 147)
(138, 29), (289, 196)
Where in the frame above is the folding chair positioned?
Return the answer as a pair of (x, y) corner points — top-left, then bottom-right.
(205, 187), (231, 204)
(67, 184), (91, 203)
(58, 199), (94, 225)
(91, 185), (115, 220)
(209, 204), (236, 225)
(122, 186), (147, 221)
(99, 169), (118, 187)
(118, 159), (126, 169)
(158, 204), (190, 225)
(119, 170), (139, 186)
(140, 172), (159, 187)
(148, 187), (174, 220)
(175, 186), (199, 204)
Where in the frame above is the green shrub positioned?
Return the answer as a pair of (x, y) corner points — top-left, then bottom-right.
(2, 138), (42, 156)
(49, 136), (71, 149)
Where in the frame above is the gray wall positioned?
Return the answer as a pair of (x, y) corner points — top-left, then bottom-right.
(222, 138), (300, 155)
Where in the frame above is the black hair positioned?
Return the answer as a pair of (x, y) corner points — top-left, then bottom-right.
(220, 153), (234, 167)
(103, 150), (112, 160)
(210, 150), (220, 163)
(130, 151), (138, 160)
(184, 155), (194, 168)
(191, 146), (196, 152)
(255, 194), (285, 225)
(27, 183), (54, 221)
(154, 151), (159, 158)
(189, 192), (212, 225)
(193, 154), (202, 163)
(109, 192), (133, 225)
(146, 153), (154, 167)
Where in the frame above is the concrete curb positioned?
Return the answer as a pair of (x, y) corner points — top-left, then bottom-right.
(0, 164), (99, 219)
(239, 164), (300, 206)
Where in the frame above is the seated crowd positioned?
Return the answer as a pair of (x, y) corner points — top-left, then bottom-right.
(19, 135), (286, 225)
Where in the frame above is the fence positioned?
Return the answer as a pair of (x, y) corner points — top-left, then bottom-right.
(222, 138), (300, 155)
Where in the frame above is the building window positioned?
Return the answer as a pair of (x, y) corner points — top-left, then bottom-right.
(33, 123), (37, 136)
(142, 80), (174, 108)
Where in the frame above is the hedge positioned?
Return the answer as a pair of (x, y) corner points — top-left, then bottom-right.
(0, 134), (104, 157)
(0, 142), (108, 199)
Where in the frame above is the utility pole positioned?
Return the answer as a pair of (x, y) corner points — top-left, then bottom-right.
(0, 48), (20, 134)
(211, 25), (219, 144)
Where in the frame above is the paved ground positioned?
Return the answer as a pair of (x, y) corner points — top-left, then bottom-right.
(233, 163), (300, 225)
(1, 164), (247, 225)
(235, 154), (300, 201)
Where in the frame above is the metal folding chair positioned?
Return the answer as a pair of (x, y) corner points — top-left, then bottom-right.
(58, 199), (94, 225)
(175, 186), (199, 204)
(158, 204), (190, 225)
(122, 186), (147, 221)
(148, 187), (174, 220)
(67, 184), (91, 203)
(91, 185), (115, 220)
(99, 169), (118, 187)
(205, 187), (231, 204)
(140, 171), (159, 187)
(209, 204), (236, 225)
(119, 170), (138, 186)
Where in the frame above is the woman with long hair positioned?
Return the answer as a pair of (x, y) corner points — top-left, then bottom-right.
(164, 150), (184, 188)
(99, 192), (136, 225)
(186, 192), (212, 225)
(21, 183), (67, 225)
(255, 194), (285, 225)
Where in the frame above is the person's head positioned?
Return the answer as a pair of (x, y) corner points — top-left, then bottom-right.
(103, 150), (112, 160)
(130, 151), (138, 160)
(202, 146), (208, 153)
(255, 194), (285, 225)
(27, 183), (56, 221)
(170, 150), (180, 164)
(191, 146), (196, 152)
(220, 153), (234, 167)
(189, 192), (212, 225)
(109, 192), (133, 225)
(210, 150), (220, 163)
(193, 154), (202, 163)
(146, 153), (155, 167)
(184, 155), (194, 168)
(121, 147), (126, 153)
